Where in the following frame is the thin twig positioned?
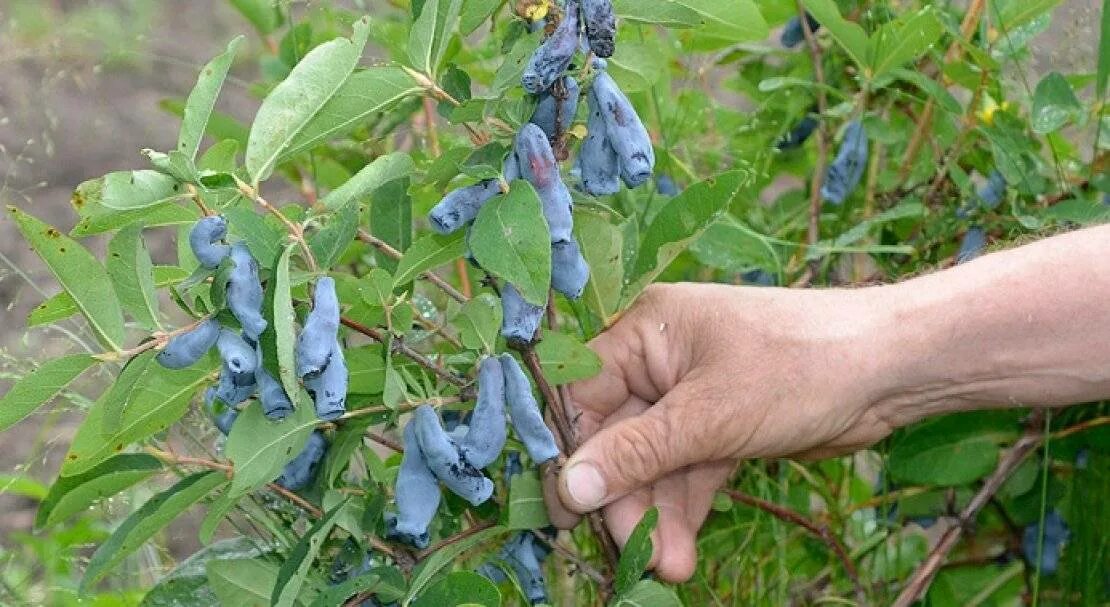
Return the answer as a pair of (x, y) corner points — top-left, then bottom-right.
(415, 519), (497, 560)
(356, 229), (468, 303)
(725, 488), (865, 603)
(340, 315), (469, 388)
(366, 430), (403, 453)
(796, 0), (830, 278)
(236, 177), (318, 272)
(532, 529), (608, 585)
(95, 316), (213, 362)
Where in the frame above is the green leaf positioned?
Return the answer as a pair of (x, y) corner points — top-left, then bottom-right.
(9, 207), (127, 351)
(889, 411), (1021, 486)
(161, 98), (250, 148)
(27, 291), (80, 327)
(82, 471), (226, 591)
(507, 469), (550, 530)
(411, 571), (500, 607)
(574, 210), (624, 323)
(140, 537), (271, 607)
(35, 454), (161, 529)
(0, 354), (97, 433)
(100, 351), (160, 437)
(198, 489), (240, 545)
(456, 294), (502, 352)
(369, 177), (413, 273)
(0, 475), (48, 500)
(393, 231), (467, 288)
(460, 0), (501, 35)
(283, 67), (420, 160)
(228, 0), (282, 34)
(492, 31), (540, 95)
(534, 332), (602, 385)
(869, 7), (943, 79)
(96, 170), (190, 211)
(624, 171), (748, 301)
(612, 0), (702, 28)
(803, 0), (870, 69)
(613, 580), (682, 607)
(677, 0), (769, 43)
(1099, 0), (1110, 97)
(273, 243), (300, 399)
(615, 508), (658, 595)
(107, 224), (162, 331)
(310, 567), (407, 607)
(246, 18), (371, 182)
(62, 358), (215, 476)
(224, 206), (286, 271)
(321, 152), (415, 210)
(1031, 72), (1082, 134)
(347, 344), (388, 394)
(225, 401), (317, 499)
(470, 181), (552, 306)
(198, 139), (241, 173)
(272, 499), (349, 607)
(145, 149), (200, 183)
(178, 37), (243, 161)
(207, 558), (282, 606)
(72, 198), (199, 238)
(993, 0), (1063, 30)
(408, 0), (463, 77)
(405, 526), (508, 605)
(309, 201), (361, 269)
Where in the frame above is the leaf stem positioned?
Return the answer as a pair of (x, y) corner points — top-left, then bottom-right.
(356, 229), (468, 303)
(235, 177), (318, 272)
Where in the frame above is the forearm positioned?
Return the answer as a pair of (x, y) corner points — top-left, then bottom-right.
(865, 225), (1110, 427)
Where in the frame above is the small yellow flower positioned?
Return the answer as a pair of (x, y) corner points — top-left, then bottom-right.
(568, 124), (589, 140)
(521, 0), (552, 22)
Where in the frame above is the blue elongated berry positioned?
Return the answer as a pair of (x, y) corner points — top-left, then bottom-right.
(189, 215), (231, 269)
(216, 329), (258, 376)
(978, 170), (1007, 210)
(204, 387), (240, 436)
(305, 342), (348, 421)
(255, 360), (293, 421)
(428, 179), (504, 235)
(515, 124), (574, 243)
(957, 226), (987, 264)
(655, 175), (679, 196)
(479, 533), (549, 605)
(551, 238), (590, 300)
(776, 115), (819, 150)
(412, 405), (494, 506)
(577, 85), (621, 196)
(276, 431), (327, 491)
(742, 269), (776, 286)
(592, 72), (655, 188)
(501, 283), (545, 345)
(531, 76), (580, 141)
(500, 354), (560, 464)
(780, 12), (821, 48)
(503, 451), (523, 484)
(227, 243), (267, 341)
(522, 0), (580, 94)
(820, 120), (868, 205)
(1022, 510), (1069, 575)
(156, 318), (220, 369)
(581, 0), (615, 58)
(209, 361), (256, 408)
(388, 420), (441, 549)
(459, 357), (508, 469)
(296, 277), (341, 378)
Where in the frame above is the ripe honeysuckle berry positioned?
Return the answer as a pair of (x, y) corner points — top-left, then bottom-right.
(522, 0), (580, 94)
(655, 174), (680, 196)
(304, 341), (347, 421)
(296, 277), (340, 378)
(957, 226), (987, 265)
(577, 84), (621, 196)
(500, 354), (560, 464)
(515, 124), (574, 244)
(591, 71), (655, 188)
(412, 405), (494, 506)
(156, 318), (220, 369)
(551, 237), (590, 300)
(581, 0), (615, 58)
(255, 362), (293, 421)
(478, 532), (550, 605)
(501, 283), (546, 345)
(1022, 510), (1069, 575)
(978, 170), (1007, 210)
(427, 179), (504, 235)
(216, 328), (257, 376)
(459, 356), (508, 469)
(388, 419), (440, 549)
(227, 243), (267, 341)
(275, 431), (327, 491)
(208, 361), (256, 410)
(820, 120), (868, 205)
(776, 115), (819, 151)
(780, 12), (821, 48)
(531, 76), (580, 142)
(204, 387), (240, 436)
(189, 215), (231, 269)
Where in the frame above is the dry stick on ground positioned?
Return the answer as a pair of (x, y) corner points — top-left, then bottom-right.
(897, 0), (987, 182)
(725, 488), (866, 603)
(356, 229), (468, 304)
(796, 0), (831, 281)
(514, 345), (622, 591)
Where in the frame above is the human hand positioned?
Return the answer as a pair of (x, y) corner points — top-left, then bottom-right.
(543, 282), (895, 582)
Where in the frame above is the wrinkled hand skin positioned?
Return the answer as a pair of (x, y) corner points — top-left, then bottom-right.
(544, 283), (889, 582)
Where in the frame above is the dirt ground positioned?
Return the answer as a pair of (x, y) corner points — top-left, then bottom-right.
(0, 0), (1102, 575)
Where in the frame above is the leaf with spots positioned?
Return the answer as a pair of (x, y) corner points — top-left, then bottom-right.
(534, 332), (602, 385)
(107, 223), (162, 331)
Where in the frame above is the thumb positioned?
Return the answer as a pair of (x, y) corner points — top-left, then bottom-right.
(557, 385), (703, 513)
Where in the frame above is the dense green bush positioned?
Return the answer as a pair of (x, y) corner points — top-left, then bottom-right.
(1, 0), (1108, 605)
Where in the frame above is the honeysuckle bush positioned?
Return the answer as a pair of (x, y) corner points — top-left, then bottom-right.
(2, 0), (1108, 605)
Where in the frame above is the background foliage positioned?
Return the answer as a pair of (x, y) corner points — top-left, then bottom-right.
(0, 0), (1108, 605)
